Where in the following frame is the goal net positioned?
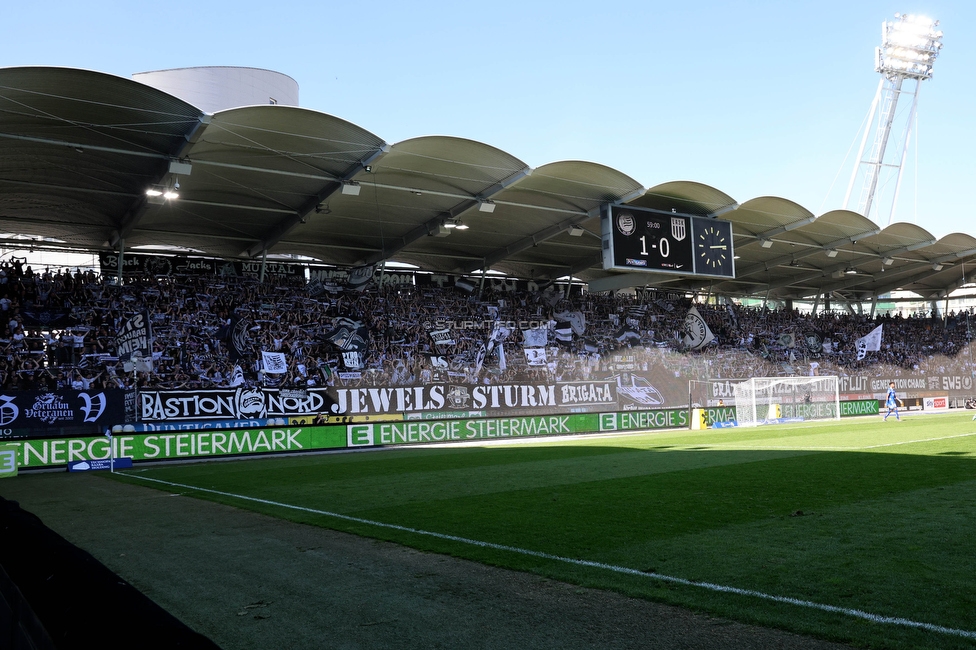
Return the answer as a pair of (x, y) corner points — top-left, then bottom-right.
(732, 376), (840, 427)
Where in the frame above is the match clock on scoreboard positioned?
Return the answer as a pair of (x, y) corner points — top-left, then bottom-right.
(602, 205), (735, 279)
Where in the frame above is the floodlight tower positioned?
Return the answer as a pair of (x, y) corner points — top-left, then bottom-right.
(844, 14), (943, 226)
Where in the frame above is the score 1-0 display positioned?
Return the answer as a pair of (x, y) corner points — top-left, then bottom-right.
(601, 205), (734, 279)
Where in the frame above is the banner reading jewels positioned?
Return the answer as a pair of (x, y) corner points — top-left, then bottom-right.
(138, 381), (627, 422)
(0, 389), (133, 439)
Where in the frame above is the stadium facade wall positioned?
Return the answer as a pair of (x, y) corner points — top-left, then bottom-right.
(132, 373), (965, 425)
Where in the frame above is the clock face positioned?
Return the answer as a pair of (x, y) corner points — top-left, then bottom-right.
(694, 223), (733, 276)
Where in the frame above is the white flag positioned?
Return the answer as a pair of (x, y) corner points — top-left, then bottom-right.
(682, 306), (715, 350)
(855, 325), (883, 360)
(262, 351), (288, 374)
(229, 364), (244, 387)
(524, 347), (547, 366)
(522, 327), (548, 348)
(553, 310), (586, 335)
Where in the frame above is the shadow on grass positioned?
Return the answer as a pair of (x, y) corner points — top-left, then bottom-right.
(103, 444), (976, 650)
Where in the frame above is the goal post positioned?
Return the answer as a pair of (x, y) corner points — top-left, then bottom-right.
(732, 376), (840, 427)
(687, 379), (741, 429)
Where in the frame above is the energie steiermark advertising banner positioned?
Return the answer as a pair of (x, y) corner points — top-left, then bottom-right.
(8, 411), (689, 468)
(7, 401), (882, 469)
(10, 426), (345, 468)
(345, 410), (690, 447)
(0, 444), (17, 478)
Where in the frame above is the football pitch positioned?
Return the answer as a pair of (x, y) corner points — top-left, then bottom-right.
(111, 412), (976, 649)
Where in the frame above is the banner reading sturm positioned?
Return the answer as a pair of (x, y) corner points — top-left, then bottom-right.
(138, 382), (623, 422)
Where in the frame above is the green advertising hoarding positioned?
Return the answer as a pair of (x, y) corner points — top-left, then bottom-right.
(345, 409), (690, 447)
(840, 399), (880, 416)
(7, 401), (878, 470)
(9, 426), (347, 469)
(0, 444), (18, 478)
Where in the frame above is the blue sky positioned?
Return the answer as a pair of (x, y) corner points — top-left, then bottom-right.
(4, 1), (973, 238)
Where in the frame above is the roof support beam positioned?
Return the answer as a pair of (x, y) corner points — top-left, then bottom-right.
(533, 252), (604, 282)
(933, 247), (976, 264)
(460, 187), (648, 275)
(735, 227), (883, 280)
(588, 272), (663, 293)
(566, 252), (604, 279)
(364, 166), (532, 266)
(736, 215), (818, 250)
(867, 264), (963, 297)
(0, 131), (170, 161)
(464, 210), (598, 274)
(109, 115), (212, 248)
(735, 248), (829, 279)
(363, 203), (475, 268)
(243, 144), (391, 258)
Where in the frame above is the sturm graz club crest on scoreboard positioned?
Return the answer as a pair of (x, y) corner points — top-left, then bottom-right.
(602, 204), (735, 279)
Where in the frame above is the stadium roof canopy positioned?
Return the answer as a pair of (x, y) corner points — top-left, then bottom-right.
(2, 66), (974, 305)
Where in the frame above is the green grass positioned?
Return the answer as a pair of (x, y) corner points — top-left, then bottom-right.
(114, 413), (976, 649)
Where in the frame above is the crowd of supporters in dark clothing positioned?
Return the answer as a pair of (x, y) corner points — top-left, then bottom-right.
(0, 257), (973, 391)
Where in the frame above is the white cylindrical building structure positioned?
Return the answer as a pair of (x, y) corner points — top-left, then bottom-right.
(132, 66), (299, 113)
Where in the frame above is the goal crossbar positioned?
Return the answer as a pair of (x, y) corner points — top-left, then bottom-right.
(732, 376), (840, 427)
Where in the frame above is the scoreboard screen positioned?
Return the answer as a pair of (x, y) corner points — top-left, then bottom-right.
(601, 205), (735, 279)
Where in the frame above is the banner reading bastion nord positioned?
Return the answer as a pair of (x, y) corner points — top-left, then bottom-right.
(138, 381), (631, 422)
(136, 370), (971, 424)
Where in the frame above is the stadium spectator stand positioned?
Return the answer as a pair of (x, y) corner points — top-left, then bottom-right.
(0, 258), (973, 394)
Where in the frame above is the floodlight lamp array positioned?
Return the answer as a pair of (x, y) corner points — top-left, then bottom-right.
(146, 178), (180, 201)
(875, 14), (943, 80)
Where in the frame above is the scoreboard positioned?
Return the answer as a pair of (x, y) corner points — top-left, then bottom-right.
(601, 205), (735, 279)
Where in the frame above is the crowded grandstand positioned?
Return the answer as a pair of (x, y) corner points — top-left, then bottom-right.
(2, 255), (973, 402)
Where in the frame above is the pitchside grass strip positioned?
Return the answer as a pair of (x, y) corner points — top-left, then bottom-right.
(115, 413), (976, 648)
(124, 472), (976, 642)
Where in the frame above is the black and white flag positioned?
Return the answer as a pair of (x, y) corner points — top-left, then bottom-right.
(855, 325), (883, 360)
(346, 265), (376, 291)
(342, 350), (363, 370)
(553, 310), (586, 335)
(429, 328), (456, 346)
(262, 351), (288, 374)
(324, 317), (369, 352)
(682, 306), (715, 350)
(116, 311), (152, 362)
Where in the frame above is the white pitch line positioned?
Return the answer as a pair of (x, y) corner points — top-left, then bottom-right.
(695, 430), (976, 452)
(125, 473), (976, 641)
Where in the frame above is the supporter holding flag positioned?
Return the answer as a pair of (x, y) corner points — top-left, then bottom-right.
(855, 325), (883, 360)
